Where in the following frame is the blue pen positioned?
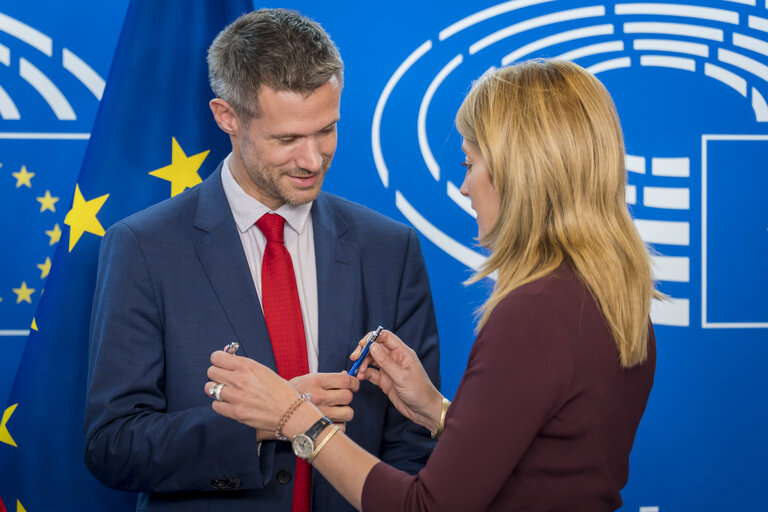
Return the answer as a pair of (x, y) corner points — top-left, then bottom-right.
(348, 326), (383, 377)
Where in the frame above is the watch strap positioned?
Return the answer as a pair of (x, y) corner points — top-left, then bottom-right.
(303, 416), (333, 442)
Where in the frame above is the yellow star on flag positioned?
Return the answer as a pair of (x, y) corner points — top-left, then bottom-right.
(31, 317), (38, 331)
(0, 403), (17, 447)
(12, 281), (35, 304)
(37, 257), (52, 278)
(12, 165), (35, 188)
(36, 190), (59, 212)
(149, 137), (209, 197)
(63, 184), (109, 252)
(17, 499), (27, 512)
(46, 223), (62, 245)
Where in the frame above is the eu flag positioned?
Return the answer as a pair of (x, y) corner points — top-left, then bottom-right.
(0, 1), (251, 509)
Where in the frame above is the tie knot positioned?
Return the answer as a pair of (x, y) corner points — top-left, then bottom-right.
(256, 213), (286, 243)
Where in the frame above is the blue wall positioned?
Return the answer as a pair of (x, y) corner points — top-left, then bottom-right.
(1, 1), (766, 510)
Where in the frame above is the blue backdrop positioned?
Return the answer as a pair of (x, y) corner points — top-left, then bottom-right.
(1, 0), (766, 510)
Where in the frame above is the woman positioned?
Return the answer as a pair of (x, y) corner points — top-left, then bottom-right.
(205, 59), (658, 511)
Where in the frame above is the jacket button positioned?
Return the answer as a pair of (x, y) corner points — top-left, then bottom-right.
(210, 478), (241, 490)
(276, 469), (292, 484)
(210, 478), (228, 489)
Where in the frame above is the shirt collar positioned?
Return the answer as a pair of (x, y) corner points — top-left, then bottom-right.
(221, 154), (313, 235)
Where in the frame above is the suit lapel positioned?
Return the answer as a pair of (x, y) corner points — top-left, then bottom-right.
(192, 164), (276, 369)
(312, 194), (361, 373)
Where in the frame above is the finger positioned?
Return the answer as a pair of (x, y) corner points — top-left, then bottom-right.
(318, 371), (359, 391)
(317, 405), (354, 423)
(376, 330), (409, 352)
(350, 331), (375, 360)
(211, 399), (238, 421)
(357, 366), (382, 387)
(368, 342), (406, 380)
(313, 388), (354, 406)
(210, 350), (239, 370)
(207, 365), (236, 386)
(342, 371), (360, 393)
(204, 380), (230, 402)
(356, 348), (380, 376)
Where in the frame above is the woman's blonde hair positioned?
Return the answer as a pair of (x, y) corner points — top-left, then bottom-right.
(456, 59), (660, 368)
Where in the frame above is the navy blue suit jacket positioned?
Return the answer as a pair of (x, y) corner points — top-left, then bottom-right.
(84, 164), (440, 511)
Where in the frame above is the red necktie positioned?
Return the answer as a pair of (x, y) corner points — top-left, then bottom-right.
(256, 213), (311, 512)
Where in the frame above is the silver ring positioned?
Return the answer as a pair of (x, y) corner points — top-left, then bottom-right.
(211, 382), (225, 401)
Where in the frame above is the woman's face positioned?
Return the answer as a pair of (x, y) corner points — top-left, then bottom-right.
(460, 140), (500, 239)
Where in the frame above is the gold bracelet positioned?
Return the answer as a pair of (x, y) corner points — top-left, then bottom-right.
(307, 425), (340, 464)
(431, 397), (450, 439)
(275, 393), (311, 441)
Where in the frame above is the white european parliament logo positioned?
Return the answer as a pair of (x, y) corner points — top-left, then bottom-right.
(0, 11), (104, 336)
(372, 0), (768, 329)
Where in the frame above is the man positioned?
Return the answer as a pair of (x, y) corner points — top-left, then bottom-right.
(84, 8), (440, 512)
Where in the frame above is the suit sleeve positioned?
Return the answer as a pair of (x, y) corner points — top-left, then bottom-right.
(362, 295), (573, 511)
(84, 222), (273, 492)
(378, 229), (441, 473)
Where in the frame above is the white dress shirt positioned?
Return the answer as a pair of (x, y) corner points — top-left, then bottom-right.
(220, 154), (320, 373)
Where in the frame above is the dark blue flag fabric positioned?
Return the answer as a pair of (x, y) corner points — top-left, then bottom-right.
(0, 1), (251, 509)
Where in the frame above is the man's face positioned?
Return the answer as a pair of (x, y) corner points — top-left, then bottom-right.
(230, 77), (341, 210)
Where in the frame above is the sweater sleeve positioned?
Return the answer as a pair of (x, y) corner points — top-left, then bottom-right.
(361, 293), (573, 511)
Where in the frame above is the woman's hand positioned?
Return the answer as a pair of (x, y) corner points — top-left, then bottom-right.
(351, 330), (444, 434)
(205, 350), (299, 433)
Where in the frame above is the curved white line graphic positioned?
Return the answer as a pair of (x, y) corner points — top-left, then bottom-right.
(634, 219), (690, 245)
(626, 184), (637, 204)
(733, 32), (768, 58)
(651, 255), (690, 282)
(748, 15), (768, 33)
(588, 56), (631, 74)
(640, 54), (696, 71)
(63, 48), (105, 100)
(623, 21), (724, 41)
(502, 24), (614, 64)
(418, 54), (463, 181)
(0, 12), (52, 56)
(0, 43), (9, 66)
(751, 87), (768, 120)
(633, 38), (709, 57)
(717, 48), (768, 83)
(705, 62), (747, 96)
(626, 154), (646, 173)
(447, 180), (476, 218)
(439, 0), (553, 40)
(651, 297), (690, 326)
(372, 40), (432, 188)
(19, 57), (76, 120)
(652, 157), (690, 176)
(643, 186), (691, 209)
(556, 40), (624, 61)
(0, 84), (20, 119)
(470, 6), (606, 54)
(615, 3), (739, 24)
(396, 190), (488, 271)
(725, 0), (755, 6)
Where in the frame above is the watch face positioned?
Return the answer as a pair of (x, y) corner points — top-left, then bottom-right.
(292, 434), (313, 459)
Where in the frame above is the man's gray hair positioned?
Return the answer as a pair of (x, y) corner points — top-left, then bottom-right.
(207, 8), (344, 118)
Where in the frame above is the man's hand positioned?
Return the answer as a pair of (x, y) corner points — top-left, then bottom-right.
(290, 372), (360, 431)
